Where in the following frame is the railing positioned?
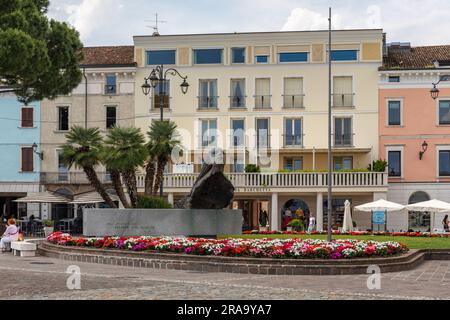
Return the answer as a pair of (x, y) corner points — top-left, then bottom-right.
(135, 172), (388, 189)
(332, 93), (354, 108)
(104, 85), (117, 95)
(254, 95), (272, 109)
(198, 96), (219, 109)
(41, 172), (112, 185)
(333, 133), (355, 148)
(230, 95), (247, 109)
(283, 94), (305, 109)
(283, 134), (303, 148)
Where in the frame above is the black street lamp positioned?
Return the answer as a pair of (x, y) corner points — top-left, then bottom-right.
(141, 65), (189, 198)
(430, 75), (450, 100)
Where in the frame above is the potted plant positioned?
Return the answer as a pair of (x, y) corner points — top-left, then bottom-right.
(287, 219), (305, 232)
(43, 220), (54, 237)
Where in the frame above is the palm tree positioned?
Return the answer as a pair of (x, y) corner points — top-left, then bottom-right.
(144, 140), (156, 196)
(146, 121), (181, 197)
(62, 126), (117, 208)
(104, 126), (147, 208)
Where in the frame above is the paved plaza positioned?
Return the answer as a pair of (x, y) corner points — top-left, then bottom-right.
(0, 253), (449, 300)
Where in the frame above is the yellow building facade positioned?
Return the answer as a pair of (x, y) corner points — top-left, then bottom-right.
(133, 29), (387, 232)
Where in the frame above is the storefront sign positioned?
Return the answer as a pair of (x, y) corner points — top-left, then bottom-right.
(372, 211), (386, 225)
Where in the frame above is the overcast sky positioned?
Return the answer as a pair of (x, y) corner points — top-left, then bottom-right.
(47, 0), (450, 47)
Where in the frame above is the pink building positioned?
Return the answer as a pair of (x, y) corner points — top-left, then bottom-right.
(379, 44), (450, 232)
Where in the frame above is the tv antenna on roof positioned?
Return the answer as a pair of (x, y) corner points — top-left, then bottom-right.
(145, 13), (167, 36)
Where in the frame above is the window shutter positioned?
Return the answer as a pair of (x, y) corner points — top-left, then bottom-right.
(255, 79), (270, 96)
(333, 76), (352, 94)
(22, 147), (34, 172)
(284, 78), (303, 95)
(21, 108), (33, 128)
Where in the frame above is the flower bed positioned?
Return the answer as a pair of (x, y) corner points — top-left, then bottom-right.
(47, 232), (408, 260)
(244, 230), (450, 238)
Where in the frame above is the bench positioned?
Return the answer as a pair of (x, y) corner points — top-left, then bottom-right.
(11, 241), (37, 257)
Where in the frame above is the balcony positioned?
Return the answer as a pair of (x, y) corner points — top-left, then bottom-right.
(229, 96), (247, 109)
(198, 96), (218, 110)
(283, 134), (303, 148)
(136, 171), (388, 192)
(283, 94), (305, 109)
(332, 93), (354, 108)
(254, 95), (272, 109)
(41, 172), (112, 185)
(333, 133), (354, 148)
(104, 84), (117, 95)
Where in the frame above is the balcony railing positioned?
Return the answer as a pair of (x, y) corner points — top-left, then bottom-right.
(283, 94), (305, 109)
(283, 134), (303, 148)
(230, 95), (247, 109)
(105, 85), (117, 95)
(198, 96), (219, 109)
(332, 93), (354, 108)
(254, 95), (272, 109)
(41, 172), (112, 185)
(333, 133), (354, 148)
(135, 172), (388, 190)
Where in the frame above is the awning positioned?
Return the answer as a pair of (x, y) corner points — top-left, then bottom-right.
(355, 199), (406, 212)
(14, 192), (71, 204)
(70, 192), (118, 204)
(406, 199), (450, 213)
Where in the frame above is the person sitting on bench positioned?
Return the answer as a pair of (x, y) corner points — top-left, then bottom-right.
(0, 219), (19, 253)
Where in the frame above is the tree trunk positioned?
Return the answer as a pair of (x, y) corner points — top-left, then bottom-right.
(123, 170), (139, 208)
(83, 166), (117, 208)
(152, 157), (167, 197)
(110, 169), (130, 208)
(144, 159), (156, 196)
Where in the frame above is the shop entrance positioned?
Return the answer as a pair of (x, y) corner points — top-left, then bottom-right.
(233, 199), (270, 232)
(408, 191), (431, 232)
(281, 199), (310, 231)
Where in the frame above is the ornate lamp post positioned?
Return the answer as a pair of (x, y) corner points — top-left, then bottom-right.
(430, 75), (450, 100)
(141, 65), (189, 197)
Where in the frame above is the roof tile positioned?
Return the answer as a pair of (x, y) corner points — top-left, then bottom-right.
(381, 45), (450, 70)
(81, 46), (135, 67)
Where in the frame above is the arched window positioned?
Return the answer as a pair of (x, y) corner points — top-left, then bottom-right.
(408, 191), (430, 205)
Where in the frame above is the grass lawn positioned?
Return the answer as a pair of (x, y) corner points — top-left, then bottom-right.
(219, 234), (450, 250)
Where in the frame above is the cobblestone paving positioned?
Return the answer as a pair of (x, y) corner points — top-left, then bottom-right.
(0, 253), (449, 300)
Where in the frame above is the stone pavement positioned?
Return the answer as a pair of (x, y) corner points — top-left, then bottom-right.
(0, 253), (449, 300)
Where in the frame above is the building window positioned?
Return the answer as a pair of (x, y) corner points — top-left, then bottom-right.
(439, 150), (450, 177)
(106, 106), (117, 129)
(105, 74), (117, 95)
(198, 80), (218, 109)
(334, 117), (353, 147)
(193, 49), (223, 64)
(389, 76), (400, 83)
(284, 118), (302, 147)
(21, 147), (34, 173)
(283, 78), (304, 108)
(256, 55), (268, 64)
(232, 154), (245, 173)
(231, 119), (245, 147)
(334, 157), (353, 171)
(230, 79), (246, 108)
(284, 158), (303, 171)
(279, 52), (308, 63)
(388, 150), (402, 177)
(201, 119), (217, 147)
(57, 150), (69, 182)
(58, 106), (69, 131)
(333, 76), (353, 107)
(331, 50), (358, 61)
(21, 107), (34, 128)
(388, 100), (402, 126)
(256, 118), (270, 149)
(153, 80), (170, 110)
(231, 48), (246, 64)
(147, 50), (176, 65)
(255, 78), (271, 109)
(439, 100), (450, 125)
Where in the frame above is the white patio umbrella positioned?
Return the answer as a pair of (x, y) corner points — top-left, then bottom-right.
(355, 199), (406, 232)
(342, 200), (354, 233)
(406, 199), (450, 233)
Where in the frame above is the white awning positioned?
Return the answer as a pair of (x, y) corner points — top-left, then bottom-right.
(355, 199), (406, 212)
(14, 192), (71, 204)
(0, 183), (40, 194)
(406, 199), (450, 213)
(70, 192), (118, 204)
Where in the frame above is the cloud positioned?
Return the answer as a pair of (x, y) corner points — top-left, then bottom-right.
(281, 8), (343, 31)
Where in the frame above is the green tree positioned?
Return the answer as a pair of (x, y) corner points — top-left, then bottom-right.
(104, 127), (147, 208)
(61, 126), (117, 209)
(0, 0), (83, 103)
(146, 121), (181, 197)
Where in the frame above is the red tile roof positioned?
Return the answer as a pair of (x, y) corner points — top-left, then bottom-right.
(81, 46), (135, 67)
(381, 45), (450, 70)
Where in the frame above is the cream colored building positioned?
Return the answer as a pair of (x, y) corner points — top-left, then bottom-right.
(39, 46), (136, 220)
(133, 30), (388, 232)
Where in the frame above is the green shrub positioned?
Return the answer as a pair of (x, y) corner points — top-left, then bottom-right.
(368, 159), (388, 172)
(137, 196), (172, 209)
(245, 164), (261, 173)
(287, 219), (306, 232)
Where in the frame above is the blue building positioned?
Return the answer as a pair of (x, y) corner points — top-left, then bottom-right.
(0, 93), (41, 219)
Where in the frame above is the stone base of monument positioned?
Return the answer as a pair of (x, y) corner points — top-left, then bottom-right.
(82, 209), (243, 238)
